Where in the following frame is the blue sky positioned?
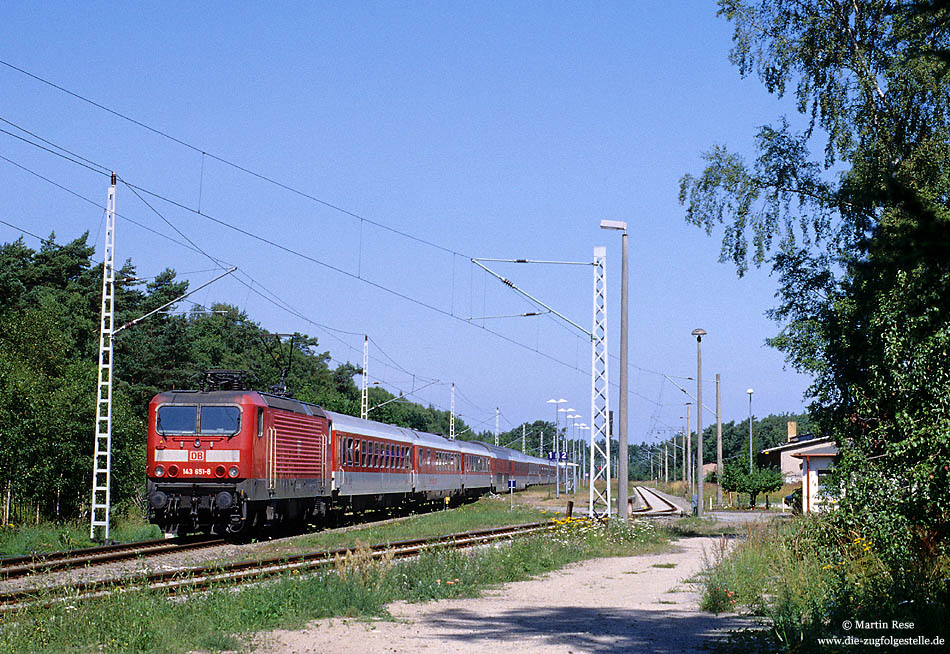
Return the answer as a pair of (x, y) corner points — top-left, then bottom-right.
(1, 2), (813, 445)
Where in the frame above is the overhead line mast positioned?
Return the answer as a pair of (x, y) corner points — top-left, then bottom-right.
(470, 252), (611, 517)
(91, 173), (117, 541)
(361, 335), (369, 420)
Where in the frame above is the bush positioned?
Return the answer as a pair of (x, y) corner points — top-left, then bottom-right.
(701, 515), (950, 651)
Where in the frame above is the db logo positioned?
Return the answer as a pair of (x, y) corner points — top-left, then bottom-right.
(189, 451), (205, 462)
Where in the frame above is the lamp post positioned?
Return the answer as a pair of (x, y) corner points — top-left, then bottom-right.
(747, 388), (754, 473)
(600, 219), (629, 521)
(559, 408), (572, 494)
(684, 403), (692, 495)
(716, 373), (723, 507)
(578, 424), (589, 484)
(547, 398), (567, 497)
(691, 328), (706, 517)
(567, 413), (580, 492)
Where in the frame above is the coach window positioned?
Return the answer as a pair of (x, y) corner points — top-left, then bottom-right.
(256, 408), (264, 438)
(360, 440), (367, 467)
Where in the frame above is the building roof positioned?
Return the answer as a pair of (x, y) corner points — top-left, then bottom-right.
(760, 435), (832, 456)
(792, 444), (838, 458)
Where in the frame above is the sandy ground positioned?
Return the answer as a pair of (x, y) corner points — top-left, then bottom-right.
(250, 536), (753, 654)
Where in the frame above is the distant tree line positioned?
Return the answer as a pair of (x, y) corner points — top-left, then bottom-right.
(627, 412), (813, 482)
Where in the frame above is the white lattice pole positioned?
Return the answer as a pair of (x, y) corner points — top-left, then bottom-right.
(589, 247), (611, 518)
(494, 408), (499, 446)
(360, 335), (369, 420)
(91, 174), (116, 541)
(449, 383), (456, 439)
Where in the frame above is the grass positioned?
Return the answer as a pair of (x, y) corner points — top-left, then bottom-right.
(662, 516), (745, 538)
(698, 517), (950, 652)
(0, 510), (669, 654)
(260, 496), (552, 556)
(651, 562), (676, 568)
(0, 513), (161, 557)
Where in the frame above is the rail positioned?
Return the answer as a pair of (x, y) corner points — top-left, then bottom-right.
(0, 521), (549, 612)
(0, 535), (226, 580)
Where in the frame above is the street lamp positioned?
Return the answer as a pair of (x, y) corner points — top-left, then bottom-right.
(577, 424), (589, 484)
(683, 402), (696, 496)
(547, 398), (567, 497)
(557, 407), (575, 496)
(600, 219), (629, 521)
(691, 328), (706, 517)
(567, 413), (581, 492)
(747, 388), (754, 473)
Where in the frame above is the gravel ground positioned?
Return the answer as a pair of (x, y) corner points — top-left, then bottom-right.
(251, 536), (753, 654)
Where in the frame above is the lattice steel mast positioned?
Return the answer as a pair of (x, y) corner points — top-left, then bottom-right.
(91, 174), (116, 541)
(449, 382), (456, 439)
(360, 335), (369, 420)
(589, 247), (611, 518)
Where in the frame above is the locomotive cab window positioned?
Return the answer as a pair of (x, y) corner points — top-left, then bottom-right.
(200, 406), (241, 436)
(157, 405), (197, 435)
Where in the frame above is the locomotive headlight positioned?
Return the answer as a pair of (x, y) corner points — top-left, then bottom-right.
(154, 465), (165, 477)
(228, 466), (240, 478)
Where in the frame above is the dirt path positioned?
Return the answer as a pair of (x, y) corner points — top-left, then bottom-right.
(251, 536), (752, 654)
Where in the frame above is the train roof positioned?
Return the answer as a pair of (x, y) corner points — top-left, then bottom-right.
(324, 410), (419, 443)
(155, 390), (552, 466)
(151, 390), (328, 419)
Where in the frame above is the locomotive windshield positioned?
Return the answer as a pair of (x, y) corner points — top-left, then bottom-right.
(157, 405), (196, 435)
(200, 406), (241, 435)
(156, 404), (241, 435)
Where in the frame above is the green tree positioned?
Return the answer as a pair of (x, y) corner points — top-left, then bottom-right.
(680, 0), (950, 562)
(720, 456), (783, 508)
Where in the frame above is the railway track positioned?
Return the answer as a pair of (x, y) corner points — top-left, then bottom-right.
(0, 521), (549, 613)
(0, 505), (440, 581)
(632, 486), (680, 515)
(0, 535), (226, 580)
